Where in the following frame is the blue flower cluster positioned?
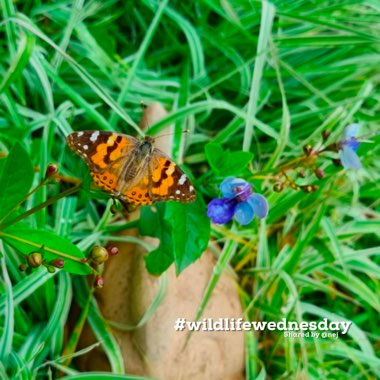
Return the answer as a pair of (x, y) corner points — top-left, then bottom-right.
(207, 177), (268, 225)
(339, 124), (361, 170)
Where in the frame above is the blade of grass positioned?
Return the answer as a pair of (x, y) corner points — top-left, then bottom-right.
(243, 1), (275, 151)
(0, 15), (140, 134)
(301, 302), (375, 356)
(0, 33), (34, 95)
(52, 0), (85, 72)
(109, 0), (170, 127)
(264, 39), (290, 169)
(0, 241), (14, 359)
(0, 267), (56, 314)
(74, 277), (125, 374)
(149, 99), (278, 139)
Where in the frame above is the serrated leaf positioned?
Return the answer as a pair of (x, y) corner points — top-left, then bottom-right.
(0, 225), (92, 275)
(0, 143), (34, 222)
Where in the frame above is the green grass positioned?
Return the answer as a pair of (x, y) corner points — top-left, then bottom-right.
(0, 0), (380, 379)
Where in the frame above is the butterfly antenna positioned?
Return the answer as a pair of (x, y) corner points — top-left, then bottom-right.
(154, 129), (190, 139)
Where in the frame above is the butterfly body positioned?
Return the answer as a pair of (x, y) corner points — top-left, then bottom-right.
(67, 131), (196, 206)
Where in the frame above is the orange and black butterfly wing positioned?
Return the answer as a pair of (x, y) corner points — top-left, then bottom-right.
(149, 149), (196, 203)
(120, 150), (196, 205)
(66, 130), (139, 194)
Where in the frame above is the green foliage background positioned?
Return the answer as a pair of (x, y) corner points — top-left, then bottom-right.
(0, 0), (379, 379)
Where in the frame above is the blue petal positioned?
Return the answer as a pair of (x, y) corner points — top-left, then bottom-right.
(246, 193), (269, 219)
(340, 146), (361, 170)
(234, 201), (255, 225)
(220, 177), (248, 198)
(346, 138), (360, 151)
(344, 124), (360, 139)
(207, 197), (236, 224)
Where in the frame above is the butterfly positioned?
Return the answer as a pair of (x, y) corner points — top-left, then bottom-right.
(66, 131), (196, 206)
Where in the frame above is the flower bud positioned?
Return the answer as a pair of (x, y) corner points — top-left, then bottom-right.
(19, 264), (27, 272)
(94, 275), (105, 288)
(312, 185), (319, 192)
(290, 183), (299, 190)
(303, 144), (313, 156)
(107, 246), (119, 257)
(301, 185), (313, 193)
(27, 252), (43, 268)
(90, 245), (109, 265)
(298, 170), (306, 178)
(332, 158), (341, 167)
(273, 183), (283, 192)
(315, 169), (325, 179)
(51, 258), (64, 268)
(322, 130), (330, 141)
(45, 163), (59, 178)
(46, 265), (56, 273)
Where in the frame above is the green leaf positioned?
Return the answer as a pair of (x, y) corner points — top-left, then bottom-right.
(140, 197), (210, 275)
(140, 203), (174, 275)
(205, 142), (253, 176)
(0, 225), (92, 275)
(0, 143), (34, 222)
(0, 33), (34, 95)
(166, 199), (210, 274)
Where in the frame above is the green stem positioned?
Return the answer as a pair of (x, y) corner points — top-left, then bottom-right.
(0, 179), (47, 225)
(0, 231), (83, 263)
(0, 184), (81, 230)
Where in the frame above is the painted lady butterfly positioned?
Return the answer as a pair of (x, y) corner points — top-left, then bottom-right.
(67, 131), (196, 206)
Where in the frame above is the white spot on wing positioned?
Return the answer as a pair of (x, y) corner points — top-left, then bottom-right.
(178, 174), (187, 185)
(189, 185), (194, 192)
(90, 131), (99, 142)
(83, 145), (88, 150)
(176, 189), (181, 195)
(77, 131), (84, 137)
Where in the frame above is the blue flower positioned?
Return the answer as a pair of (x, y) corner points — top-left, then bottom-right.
(207, 177), (269, 225)
(339, 124), (361, 170)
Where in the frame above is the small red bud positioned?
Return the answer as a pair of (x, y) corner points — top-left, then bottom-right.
(332, 158), (341, 167)
(19, 264), (27, 272)
(94, 275), (104, 288)
(312, 185), (319, 192)
(273, 183), (284, 192)
(45, 163), (59, 178)
(27, 252), (43, 268)
(315, 169), (325, 179)
(322, 130), (331, 140)
(51, 258), (64, 268)
(298, 170), (306, 178)
(303, 144), (313, 156)
(107, 246), (119, 256)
